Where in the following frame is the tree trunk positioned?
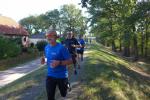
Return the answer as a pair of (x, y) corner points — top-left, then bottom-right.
(123, 32), (130, 57)
(141, 32), (144, 56)
(133, 33), (138, 61)
(112, 40), (116, 52)
(110, 18), (116, 52)
(119, 38), (122, 52)
(123, 46), (130, 57)
(132, 26), (138, 61)
(144, 20), (149, 57)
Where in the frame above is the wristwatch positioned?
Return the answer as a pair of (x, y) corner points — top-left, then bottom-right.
(59, 61), (62, 65)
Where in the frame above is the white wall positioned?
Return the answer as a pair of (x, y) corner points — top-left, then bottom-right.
(29, 38), (47, 44)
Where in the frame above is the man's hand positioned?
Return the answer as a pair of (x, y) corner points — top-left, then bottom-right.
(72, 44), (80, 48)
(71, 44), (76, 47)
(80, 45), (85, 48)
(41, 57), (45, 64)
(50, 60), (60, 68)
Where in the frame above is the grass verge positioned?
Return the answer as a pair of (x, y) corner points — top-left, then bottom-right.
(0, 66), (46, 100)
(79, 43), (150, 100)
(0, 52), (39, 71)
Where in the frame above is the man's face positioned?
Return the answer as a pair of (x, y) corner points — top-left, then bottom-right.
(67, 33), (72, 39)
(46, 32), (57, 45)
(71, 33), (74, 37)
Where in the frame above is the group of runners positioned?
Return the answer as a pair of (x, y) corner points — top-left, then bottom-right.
(63, 32), (85, 75)
(41, 29), (85, 100)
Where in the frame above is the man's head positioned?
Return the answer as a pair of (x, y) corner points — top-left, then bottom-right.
(67, 32), (74, 39)
(79, 34), (83, 39)
(46, 30), (57, 45)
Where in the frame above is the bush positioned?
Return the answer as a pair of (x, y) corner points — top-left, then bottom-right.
(10, 37), (22, 45)
(22, 47), (28, 53)
(36, 40), (47, 52)
(30, 42), (34, 48)
(0, 36), (21, 59)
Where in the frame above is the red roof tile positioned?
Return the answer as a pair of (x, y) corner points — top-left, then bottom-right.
(0, 16), (29, 36)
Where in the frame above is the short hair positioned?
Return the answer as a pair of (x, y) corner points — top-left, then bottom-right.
(45, 30), (57, 38)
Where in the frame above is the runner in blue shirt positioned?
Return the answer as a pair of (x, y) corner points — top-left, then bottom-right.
(41, 30), (72, 100)
(76, 35), (85, 68)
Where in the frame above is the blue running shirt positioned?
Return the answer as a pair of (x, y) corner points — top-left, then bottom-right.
(44, 43), (71, 78)
(77, 39), (85, 51)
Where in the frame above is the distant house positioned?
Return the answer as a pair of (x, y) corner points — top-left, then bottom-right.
(29, 32), (47, 45)
(0, 16), (29, 47)
(0, 16), (29, 37)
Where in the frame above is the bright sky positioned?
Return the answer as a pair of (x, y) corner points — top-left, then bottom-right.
(0, 0), (84, 22)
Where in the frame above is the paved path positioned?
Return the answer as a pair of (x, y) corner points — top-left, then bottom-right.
(0, 58), (42, 88)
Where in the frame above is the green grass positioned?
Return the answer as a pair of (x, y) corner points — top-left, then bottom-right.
(0, 66), (47, 100)
(79, 43), (150, 100)
(0, 43), (149, 100)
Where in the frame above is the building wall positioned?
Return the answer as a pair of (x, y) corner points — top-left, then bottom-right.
(29, 38), (47, 45)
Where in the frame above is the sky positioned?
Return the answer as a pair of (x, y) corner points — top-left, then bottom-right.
(0, 0), (85, 22)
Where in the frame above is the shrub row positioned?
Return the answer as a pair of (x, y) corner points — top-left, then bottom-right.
(36, 40), (48, 52)
(0, 36), (21, 59)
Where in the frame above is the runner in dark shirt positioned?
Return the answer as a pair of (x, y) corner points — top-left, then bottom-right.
(64, 32), (80, 75)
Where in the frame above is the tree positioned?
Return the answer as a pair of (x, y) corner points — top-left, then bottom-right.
(45, 9), (60, 30)
(19, 4), (87, 36)
(19, 16), (37, 34)
(81, 0), (150, 59)
(60, 4), (87, 34)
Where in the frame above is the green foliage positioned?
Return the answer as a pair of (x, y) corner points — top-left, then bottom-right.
(30, 42), (34, 48)
(19, 16), (36, 34)
(19, 4), (87, 36)
(81, 0), (150, 58)
(0, 36), (21, 59)
(60, 4), (87, 34)
(45, 9), (60, 29)
(9, 37), (22, 45)
(35, 14), (50, 32)
(36, 40), (48, 52)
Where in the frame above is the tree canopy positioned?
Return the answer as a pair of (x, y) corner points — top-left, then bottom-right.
(81, 0), (150, 59)
(19, 4), (87, 35)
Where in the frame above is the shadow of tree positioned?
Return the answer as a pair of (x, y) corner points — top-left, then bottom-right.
(82, 55), (150, 100)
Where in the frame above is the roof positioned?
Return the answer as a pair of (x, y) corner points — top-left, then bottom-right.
(0, 16), (29, 36)
(0, 16), (20, 28)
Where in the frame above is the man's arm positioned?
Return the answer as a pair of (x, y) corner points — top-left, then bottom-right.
(60, 46), (73, 65)
(59, 58), (72, 66)
(50, 46), (73, 67)
(50, 58), (72, 67)
(72, 38), (80, 48)
(81, 39), (86, 48)
(41, 46), (47, 65)
(41, 56), (45, 64)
